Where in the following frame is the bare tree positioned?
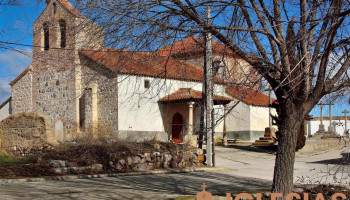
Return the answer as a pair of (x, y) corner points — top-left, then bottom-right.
(72, 0), (350, 194)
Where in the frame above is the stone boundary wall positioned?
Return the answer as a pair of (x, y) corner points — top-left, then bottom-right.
(47, 148), (204, 174)
(0, 112), (58, 156)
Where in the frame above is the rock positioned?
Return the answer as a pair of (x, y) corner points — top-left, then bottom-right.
(109, 161), (115, 168)
(116, 163), (123, 170)
(109, 153), (118, 161)
(48, 167), (58, 174)
(147, 163), (154, 170)
(153, 152), (161, 157)
(126, 157), (133, 166)
(164, 153), (172, 162)
(66, 162), (78, 167)
(89, 164), (103, 172)
(138, 154), (145, 158)
(192, 153), (198, 162)
(139, 158), (146, 164)
(197, 149), (204, 155)
(144, 153), (151, 162)
(132, 156), (141, 164)
(163, 161), (169, 168)
(119, 159), (126, 166)
(36, 157), (46, 165)
(137, 163), (148, 170)
(54, 167), (88, 173)
(170, 159), (177, 168)
(154, 161), (161, 168)
(152, 143), (161, 150)
(54, 167), (68, 173)
(177, 162), (184, 168)
(47, 159), (66, 168)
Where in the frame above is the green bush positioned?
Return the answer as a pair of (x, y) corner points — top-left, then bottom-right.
(0, 155), (34, 166)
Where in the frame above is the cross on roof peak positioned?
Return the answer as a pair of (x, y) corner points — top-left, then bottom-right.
(201, 183), (207, 191)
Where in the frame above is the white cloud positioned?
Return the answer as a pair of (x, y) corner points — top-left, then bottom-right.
(0, 48), (32, 103)
(0, 48), (32, 74)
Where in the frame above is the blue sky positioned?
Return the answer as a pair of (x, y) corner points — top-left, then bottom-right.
(0, 1), (348, 117)
(0, 2), (43, 103)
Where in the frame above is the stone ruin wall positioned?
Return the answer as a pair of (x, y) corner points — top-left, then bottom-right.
(0, 112), (57, 157)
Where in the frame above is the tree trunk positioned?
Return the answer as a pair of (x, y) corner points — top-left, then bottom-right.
(272, 103), (303, 195)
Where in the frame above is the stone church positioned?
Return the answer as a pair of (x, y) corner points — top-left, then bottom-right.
(1, 0), (272, 143)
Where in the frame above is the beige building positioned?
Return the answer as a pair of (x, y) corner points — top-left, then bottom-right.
(2, 0), (272, 143)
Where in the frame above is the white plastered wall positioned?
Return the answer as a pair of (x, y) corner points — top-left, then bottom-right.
(117, 74), (226, 132)
(250, 106), (277, 131)
(0, 101), (10, 121)
(225, 100), (251, 132)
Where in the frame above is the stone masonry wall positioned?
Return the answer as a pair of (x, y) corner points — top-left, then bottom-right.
(31, 1), (80, 140)
(79, 55), (119, 134)
(25, 0), (104, 141)
(11, 71), (33, 114)
(80, 88), (93, 131)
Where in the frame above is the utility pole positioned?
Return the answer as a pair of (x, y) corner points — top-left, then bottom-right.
(342, 110), (349, 135)
(204, 5), (213, 167)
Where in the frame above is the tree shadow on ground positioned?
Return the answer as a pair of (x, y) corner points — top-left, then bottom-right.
(0, 171), (272, 200)
(308, 158), (350, 165)
(219, 144), (276, 155)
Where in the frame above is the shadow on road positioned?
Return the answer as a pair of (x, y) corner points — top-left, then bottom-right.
(308, 158), (350, 165)
(218, 144), (277, 155)
(0, 172), (272, 199)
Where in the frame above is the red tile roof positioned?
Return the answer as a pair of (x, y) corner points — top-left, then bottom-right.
(0, 97), (11, 110)
(158, 36), (236, 58)
(57, 0), (85, 19)
(226, 86), (275, 107)
(158, 88), (233, 104)
(80, 49), (225, 84)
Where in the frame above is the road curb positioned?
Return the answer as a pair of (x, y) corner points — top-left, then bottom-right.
(0, 167), (225, 184)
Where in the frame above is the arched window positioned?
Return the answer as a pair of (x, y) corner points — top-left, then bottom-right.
(43, 23), (49, 51)
(59, 20), (66, 48)
(53, 3), (57, 14)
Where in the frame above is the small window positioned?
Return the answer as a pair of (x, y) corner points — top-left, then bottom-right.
(43, 23), (49, 51)
(53, 3), (57, 14)
(144, 79), (150, 89)
(56, 80), (60, 86)
(59, 20), (66, 48)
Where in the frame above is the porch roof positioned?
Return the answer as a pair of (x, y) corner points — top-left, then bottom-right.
(158, 88), (233, 105)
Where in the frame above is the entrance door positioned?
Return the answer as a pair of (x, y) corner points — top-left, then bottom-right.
(172, 113), (183, 143)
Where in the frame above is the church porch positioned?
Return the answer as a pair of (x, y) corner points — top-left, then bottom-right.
(158, 88), (232, 145)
